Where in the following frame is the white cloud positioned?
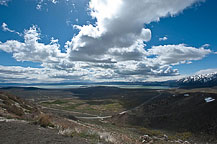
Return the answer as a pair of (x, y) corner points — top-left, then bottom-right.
(2, 23), (13, 32)
(50, 0), (58, 4)
(0, 0), (10, 6)
(147, 44), (211, 66)
(202, 44), (210, 48)
(36, 0), (58, 10)
(0, 25), (66, 63)
(36, 4), (42, 10)
(0, 0), (211, 83)
(1, 23), (22, 36)
(66, 0), (203, 63)
(145, 74), (187, 82)
(36, 0), (43, 10)
(196, 68), (217, 75)
(159, 36), (168, 41)
(0, 65), (86, 83)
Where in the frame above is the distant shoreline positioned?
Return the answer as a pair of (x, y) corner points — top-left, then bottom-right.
(0, 85), (171, 90)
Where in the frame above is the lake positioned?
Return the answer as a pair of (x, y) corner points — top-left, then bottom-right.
(31, 84), (171, 89)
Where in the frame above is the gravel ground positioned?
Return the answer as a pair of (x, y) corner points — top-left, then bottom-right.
(0, 120), (89, 144)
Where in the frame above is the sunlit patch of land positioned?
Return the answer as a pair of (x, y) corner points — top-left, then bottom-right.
(40, 98), (125, 116)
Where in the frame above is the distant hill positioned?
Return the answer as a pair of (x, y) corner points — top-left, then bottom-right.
(111, 88), (217, 137)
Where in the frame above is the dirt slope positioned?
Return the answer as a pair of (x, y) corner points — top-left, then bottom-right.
(0, 119), (88, 144)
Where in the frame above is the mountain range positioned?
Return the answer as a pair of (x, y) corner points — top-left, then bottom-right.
(1, 72), (217, 88)
(177, 72), (217, 88)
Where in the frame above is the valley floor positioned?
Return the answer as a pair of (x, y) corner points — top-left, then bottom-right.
(1, 86), (217, 144)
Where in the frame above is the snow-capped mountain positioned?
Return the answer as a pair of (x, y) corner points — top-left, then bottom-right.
(177, 72), (217, 88)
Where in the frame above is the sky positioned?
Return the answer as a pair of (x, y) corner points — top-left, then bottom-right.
(0, 0), (217, 83)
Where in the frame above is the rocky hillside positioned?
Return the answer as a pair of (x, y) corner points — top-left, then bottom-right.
(0, 91), (40, 120)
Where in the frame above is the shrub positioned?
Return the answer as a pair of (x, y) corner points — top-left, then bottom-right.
(37, 113), (54, 128)
(139, 127), (164, 137)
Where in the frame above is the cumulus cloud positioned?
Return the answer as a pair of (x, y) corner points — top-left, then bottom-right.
(0, 25), (66, 63)
(1, 26), (211, 82)
(0, 0), (211, 83)
(147, 44), (211, 66)
(159, 36), (168, 41)
(66, 0), (204, 63)
(1, 23), (22, 36)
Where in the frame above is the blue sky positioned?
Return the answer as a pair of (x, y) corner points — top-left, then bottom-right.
(0, 0), (217, 83)
(147, 0), (217, 75)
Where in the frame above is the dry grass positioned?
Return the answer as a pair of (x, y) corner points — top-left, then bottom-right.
(168, 132), (193, 141)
